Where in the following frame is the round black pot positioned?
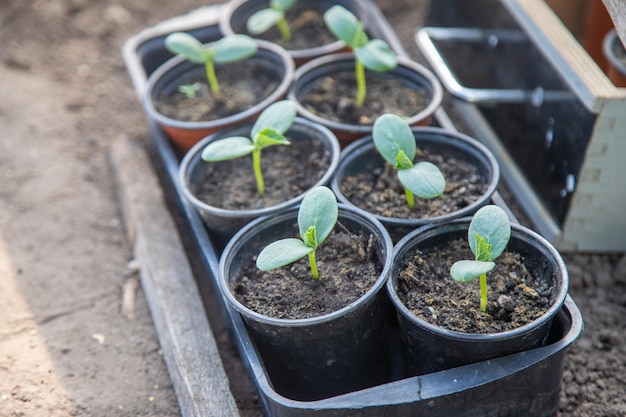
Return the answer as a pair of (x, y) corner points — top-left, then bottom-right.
(603, 28), (626, 87)
(331, 127), (499, 242)
(219, 0), (369, 66)
(219, 204), (394, 401)
(143, 39), (294, 152)
(288, 53), (443, 147)
(179, 117), (340, 251)
(386, 218), (570, 376)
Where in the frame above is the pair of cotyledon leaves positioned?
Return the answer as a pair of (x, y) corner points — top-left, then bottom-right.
(256, 186), (338, 272)
(450, 205), (512, 282)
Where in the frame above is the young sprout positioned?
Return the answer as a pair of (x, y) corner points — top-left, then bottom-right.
(373, 113), (445, 209)
(450, 205), (512, 312)
(164, 32), (258, 95)
(247, 0), (297, 42)
(177, 82), (201, 99)
(256, 186), (338, 279)
(201, 100), (296, 197)
(323, 5), (397, 107)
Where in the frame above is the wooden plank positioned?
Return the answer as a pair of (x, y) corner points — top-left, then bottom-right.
(502, 0), (619, 112)
(604, 0), (626, 44)
(109, 135), (240, 417)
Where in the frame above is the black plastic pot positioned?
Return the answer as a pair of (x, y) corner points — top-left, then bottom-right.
(331, 127), (499, 242)
(219, 0), (369, 66)
(179, 117), (340, 251)
(219, 204), (394, 401)
(142, 38), (294, 152)
(288, 53), (443, 147)
(387, 217), (570, 376)
(603, 29), (626, 87)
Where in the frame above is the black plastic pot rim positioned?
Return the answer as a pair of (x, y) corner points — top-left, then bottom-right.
(287, 52), (444, 134)
(219, 203), (394, 328)
(142, 38), (295, 130)
(387, 217), (570, 342)
(603, 29), (626, 76)
(178, 117), (341, 219)
(332, 126), (500, 226)
(219, 0), (366, 60)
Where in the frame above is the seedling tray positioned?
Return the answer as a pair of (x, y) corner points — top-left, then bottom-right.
(123, 3), (582, 416)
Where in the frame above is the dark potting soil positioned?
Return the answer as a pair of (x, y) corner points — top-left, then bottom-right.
(298, 70), (431, 125)
(340, 148), (488, 219)
(231, 229), (380, 320)
(396, 238), (555, 334)
(243, 5), (336, 51)
(191, 137), (329, 210)
(153, 59), (280, 122)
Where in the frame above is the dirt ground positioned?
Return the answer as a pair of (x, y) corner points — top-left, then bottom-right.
(0, 1), (624, 416)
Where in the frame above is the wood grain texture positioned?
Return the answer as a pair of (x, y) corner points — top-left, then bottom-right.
(109, 135), (240, 417)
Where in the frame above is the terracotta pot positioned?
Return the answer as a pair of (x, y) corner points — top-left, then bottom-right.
(387, 218), (570, 376)
(603, 29), (626, 87)
(143, 39), (294, 152)
(288, 53), (443, 147)
(219, 0), (369, 67)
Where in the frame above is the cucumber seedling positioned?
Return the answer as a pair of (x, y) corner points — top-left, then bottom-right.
(450, 205), (512, 312)
(256, 186), (338, 279)
(373, 113), (445, 209)
(165, 32), (258, 95)
(200, 100), (296, 197)
(323, 5), (397, 107)
(247, 0), (297, 42)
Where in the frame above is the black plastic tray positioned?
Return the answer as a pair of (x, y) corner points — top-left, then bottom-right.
(123, 3), (582, 416)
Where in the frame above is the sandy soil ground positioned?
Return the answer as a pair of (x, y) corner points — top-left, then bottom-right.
(0, 1), (624, 416)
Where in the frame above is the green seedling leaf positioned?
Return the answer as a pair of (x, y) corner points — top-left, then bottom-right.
(468, 205), (511, 260)
(199, 100), (295, 196)
(165, 32), (207, 64)
(355, 39), (398, 72)
(373, 113), (415, 166)
(256, 238), (313, 271)
(473, 233), (492, 262)
(251, 100), (297, 138)
(373, 113), (445, 204)
(449, 205), (512, 312)
(451, 260), (496, 282)
(272, 0), (297, 10)
(324, 5), (368, 48)
(212, 34), (258, 63)
(398, 161), (446, 199)
(255, 128), (290, 148)
(201, 137), (255, 161)
(297, 186), (338, 247)
(247, 9), (284, 34)
(256, 186), (338, 279)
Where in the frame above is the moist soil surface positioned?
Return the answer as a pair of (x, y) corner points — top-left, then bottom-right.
(192, 136), (329, 210)
(153, 59), (280, 122)
(395, 238), (554, 334)
(298, 70), (431, 125)
(238, 4), (337, 51)
(1, 0), (625, 416)
(340, 147), (488, 219)
(231, 229), (380, 320)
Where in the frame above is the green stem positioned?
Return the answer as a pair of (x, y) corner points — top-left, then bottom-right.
(308, 251), (319, 279)
(480, 273), (488, 312)
(276, 18), (292, 42)
(355, 59), (366, 107)
(405, 188), (414, 209)
(205, 60), (219, 95)
(252, 149), (265, 196)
